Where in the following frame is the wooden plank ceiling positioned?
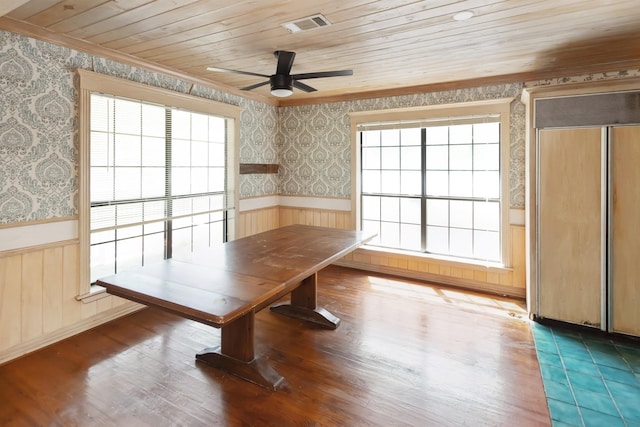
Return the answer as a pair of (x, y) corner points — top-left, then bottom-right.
(2, 0), (640, 105)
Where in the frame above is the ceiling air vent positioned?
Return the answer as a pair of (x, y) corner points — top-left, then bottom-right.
(281, 14), (331, 33)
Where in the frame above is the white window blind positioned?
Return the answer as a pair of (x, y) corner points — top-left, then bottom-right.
(89, 93), (232, 283)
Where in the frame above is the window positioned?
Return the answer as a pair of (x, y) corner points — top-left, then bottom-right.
(78, 70), (240, 292)
(353, 100), (510, 264)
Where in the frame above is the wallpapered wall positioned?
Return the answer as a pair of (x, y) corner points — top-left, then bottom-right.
(278, 89), (527, 207)
(12, 29), (634, 224)
(0, 30), (278, 224)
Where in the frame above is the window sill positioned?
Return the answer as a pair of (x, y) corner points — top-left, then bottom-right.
(357, 244), (510, 272)
(76, 284), (108, 304)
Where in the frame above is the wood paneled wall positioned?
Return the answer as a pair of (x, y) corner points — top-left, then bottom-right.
(239, 205), (526, 298)
(1, 205), (524, 364)
(0, 241), (140, 365)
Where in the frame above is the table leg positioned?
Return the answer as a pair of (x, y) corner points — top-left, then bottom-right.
(270, 273), (341, 329)
(195, 310), (285, 390)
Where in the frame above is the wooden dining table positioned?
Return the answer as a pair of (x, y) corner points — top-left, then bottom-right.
(96, 224), (375, 390)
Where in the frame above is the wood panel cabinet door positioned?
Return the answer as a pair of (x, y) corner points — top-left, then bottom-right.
(538, 128), (603, 327)
(611, 126), (640, 336)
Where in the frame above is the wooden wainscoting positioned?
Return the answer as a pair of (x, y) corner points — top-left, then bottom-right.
(237, 205), (526, 298)
(237, 206), (280, 238)
(279, 206), (351, 229)
(338, 225), (526, 298)
(0, 241), (141, 365)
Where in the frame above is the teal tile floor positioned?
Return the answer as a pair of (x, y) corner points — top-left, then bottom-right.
(531, 322), (640, 427)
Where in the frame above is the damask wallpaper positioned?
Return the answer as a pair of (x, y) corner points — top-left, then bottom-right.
(12, 28), (632, 225)
(0, 30), (278, 224)
(278, 87), (527, 207)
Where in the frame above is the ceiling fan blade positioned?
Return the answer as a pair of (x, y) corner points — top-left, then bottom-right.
(206, 66), (269, 78)
(275, 50), (296, 75)
(293, 80), (317, 93)
(241, 80), (270, 91)
(291, 70), (353, 80)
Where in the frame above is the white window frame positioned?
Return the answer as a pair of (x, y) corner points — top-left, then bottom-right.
(349, 98), (512, 266)
(77, 69), (241, 297)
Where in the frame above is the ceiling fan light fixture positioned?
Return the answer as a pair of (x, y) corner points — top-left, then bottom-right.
(271, 87), (293, 97)
(270, 74), (293, 97)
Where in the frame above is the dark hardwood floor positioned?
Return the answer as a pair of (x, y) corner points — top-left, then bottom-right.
(0, 266), (550, 426)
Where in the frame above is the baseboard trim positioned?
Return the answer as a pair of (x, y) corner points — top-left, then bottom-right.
(0, 302), (145, 366)
(334, 260), (526, 299)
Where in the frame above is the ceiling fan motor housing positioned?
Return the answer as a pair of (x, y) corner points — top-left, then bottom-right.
(270, 74), (293, 91)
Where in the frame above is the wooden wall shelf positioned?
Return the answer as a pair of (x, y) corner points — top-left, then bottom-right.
(239, 163), (280, 174)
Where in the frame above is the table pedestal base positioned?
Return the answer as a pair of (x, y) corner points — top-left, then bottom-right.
(196, 347), (285, 391)
(270, 303), (341, 329)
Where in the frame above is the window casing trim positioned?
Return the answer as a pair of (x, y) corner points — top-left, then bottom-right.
(349, 98), (513, 266)
(77, 69), (241, 295)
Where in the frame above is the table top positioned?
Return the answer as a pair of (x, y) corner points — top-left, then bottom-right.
(96, 225), (374, 327)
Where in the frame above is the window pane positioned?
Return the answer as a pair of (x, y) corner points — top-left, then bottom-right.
(116, 236), (142, 272)
(380, 222), (399, 247)
(380, 129), (399, 146)
(380, 197), (399, 222)
(381, 147), (400, 169)
(449, 145), (472, 170)
(450, 200), (472, 228)
(172, 167), (191, 195)
(426, 226), (448, 254)
(426, 146), (447, 170)
(91, 168), (114, 202)
(209, 142), (225, 167)
(474, 201), (500, 231)
(141, 168), (165, 198)
(474, 230), (500, 261)
(473, 122), (499, 144)
(191, 167), (208, 193)
(400, 170), (421, 195)
(400, 197), (421, 224)
(400, 223), (421, 251)
(362, 220), (381, 245)
(449, 124), (472, 144)
(473, 171), (500, 198)
(449, 171), (472, 197)
(143, 232), (165, 265)
(362, 147), (380, 169)
(362, 196), (380, 220)
(450, 228), (473, 258)
(380, 171), (400, 194)
(191, 112), (209, 142)
(361, 131), (380, 147)
(114, 167), (141, 199)
(90, 132), (112, 166)
(400, 128), (421, 146)
(474, 143), (499, 170)
(401, 146), (421, 170)
(426, 199), (448, 226)
(362, 170), (380, 193)
(172, 139), (191, 166)
(141, 104), (165, 138)
(425, 171), (448, 196)
(191, 141), (209, 167)
(171, 110), (191, 139)
(142, 137), (165, 167)
(114, 134), (141, 166)
(114, 99), (141, 135)
(209, 117), (226, 143)
(208, 167), (225, 192)
(91, 242), (114, 283)
(426, 126), (448, 145)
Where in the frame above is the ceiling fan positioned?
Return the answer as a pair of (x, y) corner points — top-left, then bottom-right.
(206, 50), (353, 97)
